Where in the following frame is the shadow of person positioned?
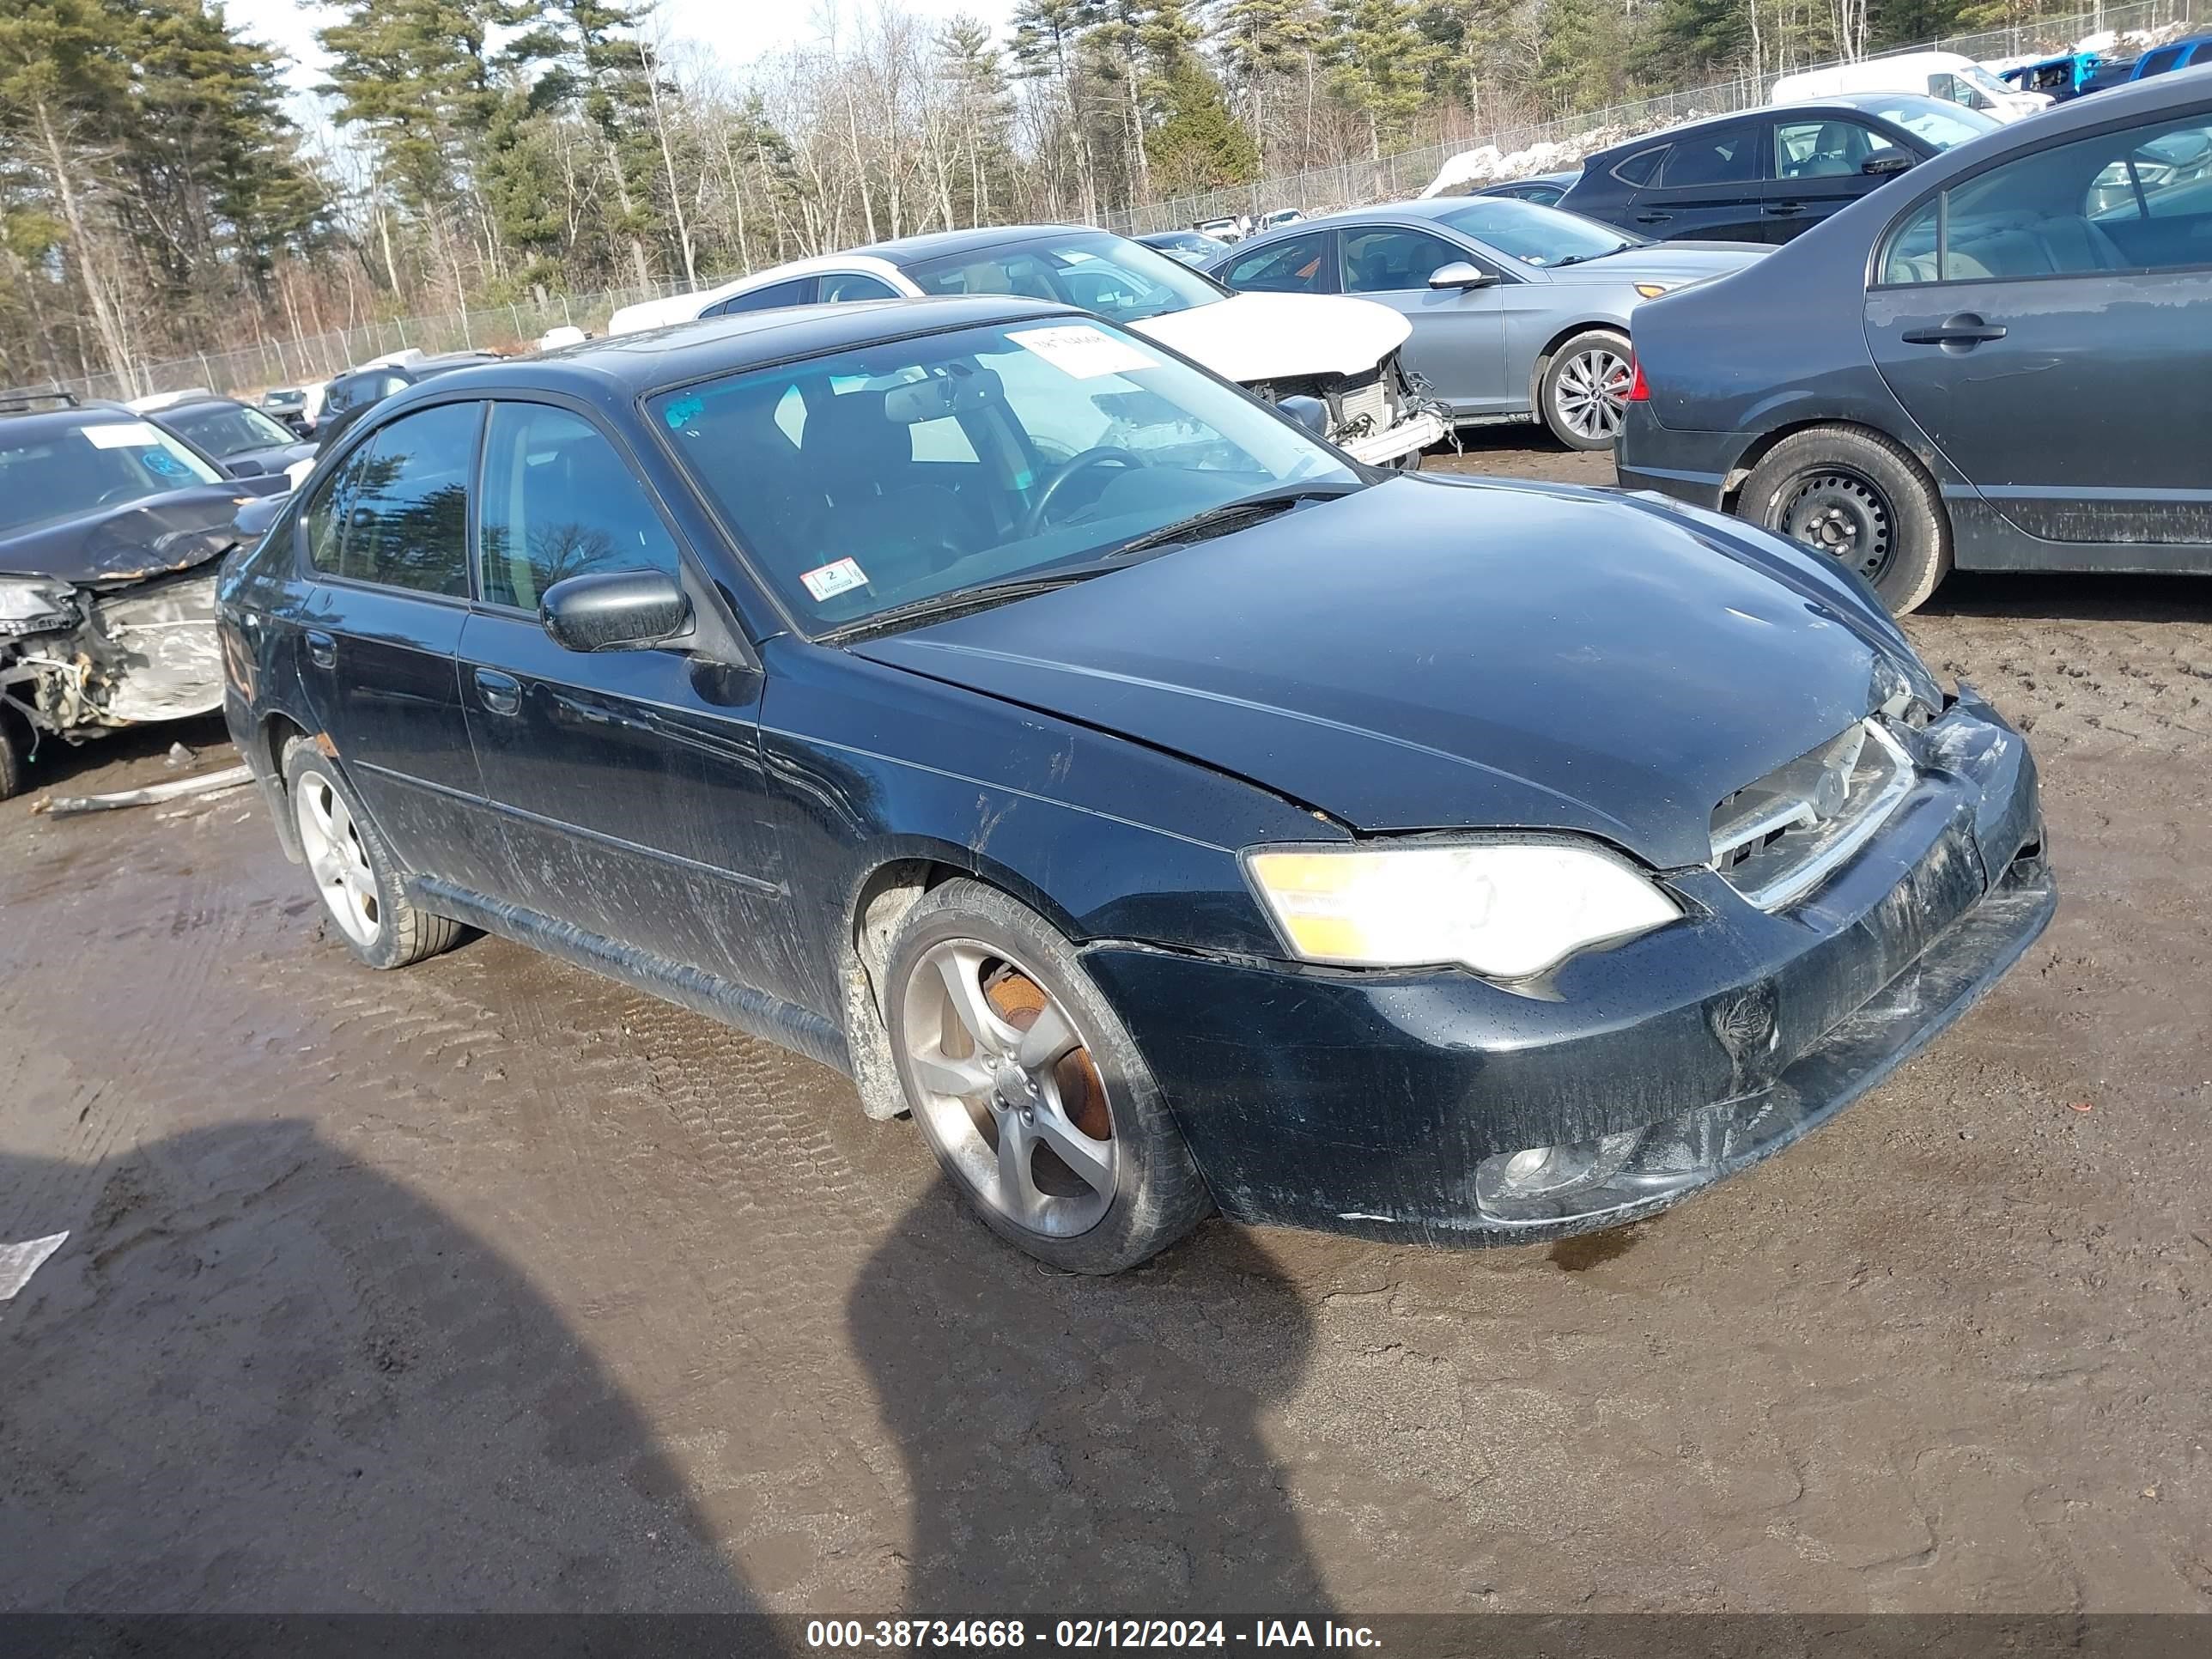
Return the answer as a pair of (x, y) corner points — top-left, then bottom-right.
(848, 1190), (1335, 1616)
(0, 1119), (763, 1622)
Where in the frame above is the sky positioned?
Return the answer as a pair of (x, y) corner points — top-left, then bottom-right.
(227, 0), (1018, 111)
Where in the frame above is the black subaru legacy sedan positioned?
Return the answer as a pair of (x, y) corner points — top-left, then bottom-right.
(217, 296), (2054, 1272)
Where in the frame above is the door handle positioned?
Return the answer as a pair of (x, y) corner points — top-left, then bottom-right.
(1764, 200), (1806, 215)
(473, 667), (522, 717)
(1634, 211), (1673, 224)
(1901, 313), (2008, 348)
(305, 629), (336, 668)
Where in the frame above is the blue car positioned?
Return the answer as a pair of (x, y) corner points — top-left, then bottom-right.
(220, 295), (2051, 1271)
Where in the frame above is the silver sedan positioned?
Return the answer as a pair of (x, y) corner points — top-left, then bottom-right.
(1204, 198), (1768, 450)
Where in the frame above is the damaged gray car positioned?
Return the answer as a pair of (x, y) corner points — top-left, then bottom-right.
(0, 391), (286, 798)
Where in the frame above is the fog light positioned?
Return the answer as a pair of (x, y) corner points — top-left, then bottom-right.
(1487, 1140), (1598, 1197)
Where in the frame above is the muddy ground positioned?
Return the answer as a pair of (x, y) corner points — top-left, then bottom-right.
(2, 432), (2209, 1616)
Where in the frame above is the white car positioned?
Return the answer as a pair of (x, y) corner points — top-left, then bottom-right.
(606, 228), (1449, 470)
(1772, 51), (2051, 122)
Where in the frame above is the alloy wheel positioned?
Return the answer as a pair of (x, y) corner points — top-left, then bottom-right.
(1775, 467), (1895, 586)
(900, 939), (1118, 1238)
(295, 771), (381, 946)
(1553, 348), (1634, 442)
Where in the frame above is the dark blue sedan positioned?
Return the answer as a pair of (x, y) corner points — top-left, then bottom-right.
(218, 296), (2053, 1271)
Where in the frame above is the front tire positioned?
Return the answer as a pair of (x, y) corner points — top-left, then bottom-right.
(0, 706), (27, 802)
(282, 738), (461, 969)
(883, 878), (1212, 1273)
(1738, 424), (1951, 613)
(1539, 329), (1634, 451)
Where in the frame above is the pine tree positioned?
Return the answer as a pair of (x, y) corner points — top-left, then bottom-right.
(937, 15), (1018, 226)
(1323, 0), (1444, 157)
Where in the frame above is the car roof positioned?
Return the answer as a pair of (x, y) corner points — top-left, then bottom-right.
(846, 224), (1118, 265)
(155, 396), (255, 417)
(0, 400), (146, 439)
(381, 295), (1086, 404)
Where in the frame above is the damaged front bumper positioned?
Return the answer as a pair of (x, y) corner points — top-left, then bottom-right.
(1081, 686), (2053, 1245)
(0, 565), (227, 744)
(1341, 410), (1449, 467)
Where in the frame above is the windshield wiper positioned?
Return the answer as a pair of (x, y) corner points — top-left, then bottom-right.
(1103, 482), (1359, 562)
(1551, 241), (1637, 268)
(819, 570), (1110, 644)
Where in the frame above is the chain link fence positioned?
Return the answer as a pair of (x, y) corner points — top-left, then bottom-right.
(55, 276), (697, 405)
(1103, 0), (2205, 232)
(62, 0), (2204, 404)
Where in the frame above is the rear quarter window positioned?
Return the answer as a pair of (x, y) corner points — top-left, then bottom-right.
(1612, 146), (1668, 186)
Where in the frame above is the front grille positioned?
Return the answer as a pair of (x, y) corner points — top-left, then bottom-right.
(1709, 719), (1914, 909)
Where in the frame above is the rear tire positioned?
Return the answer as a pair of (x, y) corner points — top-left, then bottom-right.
(1739, 424), (1951, 614)
(884, 878), (1212, 1273)
(282, 738), (461, 969)
(1539, 328), (1635, 451)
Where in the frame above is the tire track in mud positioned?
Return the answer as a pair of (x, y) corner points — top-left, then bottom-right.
(0, 796), (256, 1237)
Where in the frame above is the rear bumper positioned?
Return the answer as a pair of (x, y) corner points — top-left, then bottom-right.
(1343, 410), (1448, 467)
(1083, 688), (2051, 1245)
(1613, 402), (1739, 510)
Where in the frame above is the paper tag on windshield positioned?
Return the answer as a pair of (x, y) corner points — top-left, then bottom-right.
(800, 557), (869, 602)
(1009, 325), (1160, 380)
(82, 421), (165, 449)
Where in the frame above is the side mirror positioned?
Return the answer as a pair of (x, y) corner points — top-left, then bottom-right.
(1863, 149), (1915, 176)
(541, 568), (692, 653)
(1278, 394), (1329, 438)
(1429, 262), (1499, 290)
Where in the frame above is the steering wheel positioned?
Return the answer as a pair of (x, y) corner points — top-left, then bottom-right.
(1022, 447), (1144, 537)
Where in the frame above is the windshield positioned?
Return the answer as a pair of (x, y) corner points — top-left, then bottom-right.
(901, 232), (1225, 325)
(1843, 93), (2000, 149)
(165, 402), (295, 459)
(1958, 63), (2018, 101)
(1435, 198), (1638, 265)
(651, 318), (1358, 634)
(0, 417), (224, 536)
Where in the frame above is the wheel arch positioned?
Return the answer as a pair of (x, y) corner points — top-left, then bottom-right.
(258, 708), (316, 863)
(1719, 416), (1935, 514)
(835, 840), (1091, 1122)
(1528, 318), (1632, 410)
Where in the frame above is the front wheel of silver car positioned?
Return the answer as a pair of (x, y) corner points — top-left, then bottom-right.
(1540, 329), (1635, 451)
(884, 878), (1212, 1273)
(282, 738), (462, 970)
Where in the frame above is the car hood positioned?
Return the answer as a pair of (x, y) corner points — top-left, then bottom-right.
(0, 482), (276, 586)
(852, 476), (1923, 870)
(1133, 293), (1413, 384)
(1546, 243), (1770, 286)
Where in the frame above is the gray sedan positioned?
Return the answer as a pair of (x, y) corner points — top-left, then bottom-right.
(1619, 68), (2212, 612)
(1204, 198), (1765, 449)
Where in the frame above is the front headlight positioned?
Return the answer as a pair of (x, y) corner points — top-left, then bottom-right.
(0, 576), (76, 638)
(1244, 840), (1682, 981)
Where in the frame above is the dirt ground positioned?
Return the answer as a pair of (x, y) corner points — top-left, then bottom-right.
(3, 432), (2209, 1617)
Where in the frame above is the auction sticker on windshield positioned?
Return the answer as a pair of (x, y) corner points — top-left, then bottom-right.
(801, 556), (870, 602)
(81, 422), (167, 449)
(1010, 325), (1161, 380)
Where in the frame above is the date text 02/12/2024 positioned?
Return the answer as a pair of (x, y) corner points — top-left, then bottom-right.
(803, 1620), (1381, 1649)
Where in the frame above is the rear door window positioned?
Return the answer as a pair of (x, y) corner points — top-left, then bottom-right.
(2135, 45), (2185, 78)
(305, 401), (480, 596)
(1657, 124), (1762, 186)
(1223, 231), (1331, 293)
